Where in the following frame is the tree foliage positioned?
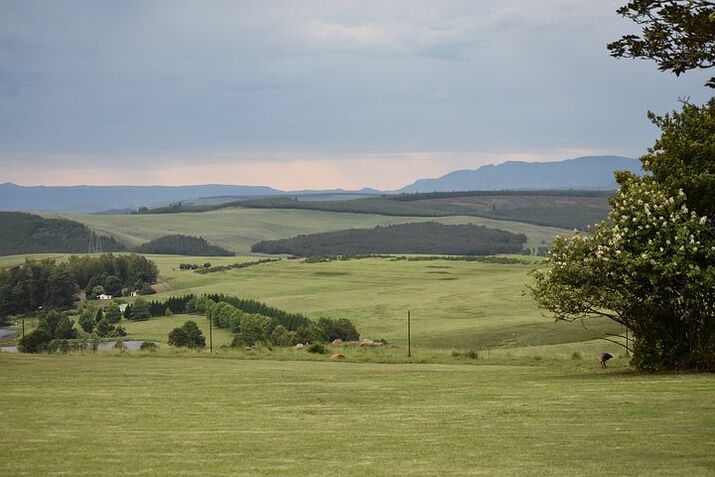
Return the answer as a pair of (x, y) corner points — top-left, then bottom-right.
(134, 234), (234, 256)
(18, 329), (51, 353)
(530, 177), (715, 370)
(608, 0), (715, 87)
(0, 212), (125, 256)
(637, 98), (715, 217)
(252, 222), (527, 257)
(168, 320), (205, 348)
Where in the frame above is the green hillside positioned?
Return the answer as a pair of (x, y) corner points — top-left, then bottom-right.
(0, 212), (125, 256)
(252, 222), (528, 256)
(65, 208), (567, 254)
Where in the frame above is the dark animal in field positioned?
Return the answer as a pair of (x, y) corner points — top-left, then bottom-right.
(598, 352), (613, 368)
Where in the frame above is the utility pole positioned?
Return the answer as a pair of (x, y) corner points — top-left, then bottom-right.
(22, 318), (25, 338)
(407, 310), (411, 358)
(209, 315), (213, 354)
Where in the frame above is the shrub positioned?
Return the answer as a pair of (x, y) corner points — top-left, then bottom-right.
(96, 318), (111, 337)
(113, 340), (126, 350)
(140, 341), (159, 352)
(105, 302), (122, 323)
(78, 309), (96, 333)
(18, 329), (51, 353)
(111, 325), (127, 337)
(306, 343), (328, 354)
(168, 320), (206, 348)
(571, 351), (582, 360)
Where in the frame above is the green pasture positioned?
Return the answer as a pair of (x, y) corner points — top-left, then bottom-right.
(146, 255), (620, 350)
(121, 313), (235, 347)
(0, 354), (713, 476)
(0, 253), (620, 351)
(64, 207), (566, 253)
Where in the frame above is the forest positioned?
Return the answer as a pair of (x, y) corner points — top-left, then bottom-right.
(251, 222), (527, 256)
(0, 212), (125, 256)
(134, 234), (235, 256)
(0, 254), (158, 316)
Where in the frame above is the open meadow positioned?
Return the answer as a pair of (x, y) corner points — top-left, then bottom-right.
(0, 253), (621, 351)
(64, 207), (568, 254)
(0, 353), (713, 477)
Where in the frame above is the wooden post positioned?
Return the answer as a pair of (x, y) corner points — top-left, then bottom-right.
(407, 310), (411, 358)
(209, 315), (213, 354)
(22, 318), (25, 338)
(625, 326), (630, 357)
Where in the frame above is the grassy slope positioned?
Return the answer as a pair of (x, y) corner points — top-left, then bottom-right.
(121, 313), (235, 347)
(0, 253), (619, 350)
(66, 207), (567, 253)
(1, 354), (713, 477)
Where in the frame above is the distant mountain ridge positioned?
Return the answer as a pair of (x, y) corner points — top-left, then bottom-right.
(0, 183), (283, 214)
(0, 156), (641, 213)
(398, 156), (641, 193)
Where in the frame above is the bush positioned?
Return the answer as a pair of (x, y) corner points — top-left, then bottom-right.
(78, 309), (95, 333)
(113, 340), (126, 350)
(96, 318), (111, 337)
(571, 351), (582, 360)
(168, 320), (206, 348)
(140, 341), (159, 352)
(111, 325), (127, 337)
(128, 299), (151, 321)
(306, 343), (328, 354)
(18, 329), (51, 353)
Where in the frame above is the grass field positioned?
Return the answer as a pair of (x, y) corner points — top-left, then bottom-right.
(0, 353), (713, 476)
(0, 253), (620, 351)
(121, 313), (235, 347)
(65, 207), (567, 253)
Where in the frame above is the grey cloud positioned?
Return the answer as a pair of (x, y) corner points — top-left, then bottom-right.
(0, 0), (711, 162)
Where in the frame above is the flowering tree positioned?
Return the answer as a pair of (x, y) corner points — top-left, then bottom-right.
(530, 176), (715, 370)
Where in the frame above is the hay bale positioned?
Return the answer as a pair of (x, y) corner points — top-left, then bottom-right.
(294, 343), (304, 350)
(330, 353), (346, 361)
(331, 338), (344, 347)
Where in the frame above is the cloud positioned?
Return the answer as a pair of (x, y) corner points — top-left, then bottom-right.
(0, 0), (711, 187)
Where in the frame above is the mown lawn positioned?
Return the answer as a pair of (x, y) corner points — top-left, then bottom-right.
(0, 354), (712, 476)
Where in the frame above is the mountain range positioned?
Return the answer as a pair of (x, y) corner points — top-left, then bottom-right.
(397, 155), (640, 193)
(0, 155), (641, 213)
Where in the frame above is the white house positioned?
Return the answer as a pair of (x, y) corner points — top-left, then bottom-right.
(98, 294), (113, 300)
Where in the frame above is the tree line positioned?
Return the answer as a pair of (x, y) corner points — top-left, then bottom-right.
(252, 222), (527, 257)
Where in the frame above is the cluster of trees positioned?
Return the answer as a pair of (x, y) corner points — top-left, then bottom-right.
(531, 1), (715, 371)
(252, 222), (527, 257)
(0, 259), (77, 315)
(391, 190), (612, 202)
(134, 235), (234, 256)
(0, 212), (125, 256)
(78, 302), (126, 337)
(67, 254), (158, 296)
(168, 320), (205, 348)
(0, 254), (158, 316)
(18, 310), (78, 353)
(196, 296), (359, 347)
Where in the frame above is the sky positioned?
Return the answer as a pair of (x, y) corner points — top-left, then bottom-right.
(0, 0), (711, 190)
